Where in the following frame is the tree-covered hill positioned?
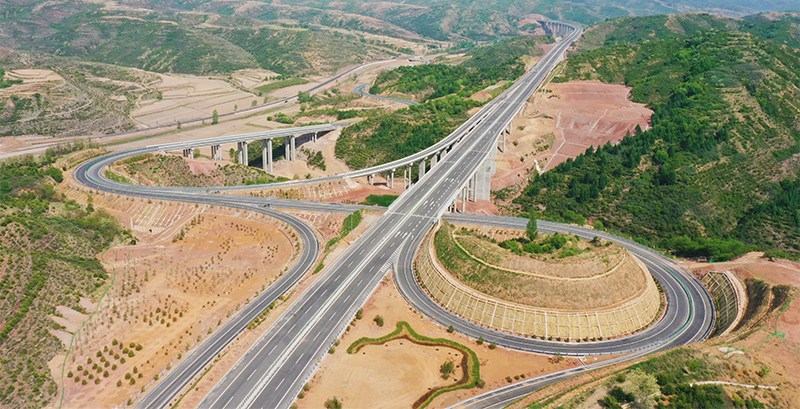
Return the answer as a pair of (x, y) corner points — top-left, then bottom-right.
(335, 36), (549, 169)
(515, 29), (800, 260)
(577, 11), (800, 52)
(0, 144), (129, 408)
(1, 4), (410, 76)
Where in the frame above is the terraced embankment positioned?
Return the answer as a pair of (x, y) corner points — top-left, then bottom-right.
(416, 223), (662, 340)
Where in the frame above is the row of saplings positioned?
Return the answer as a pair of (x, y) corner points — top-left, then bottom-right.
(66, 339), (143, 386)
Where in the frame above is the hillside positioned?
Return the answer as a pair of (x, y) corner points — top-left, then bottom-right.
(576, 11), (800, 52)
(1, 3), (414, 76)
(168, 0), (799, 38)
(335, 36), (548, 170)
(515, 29), (800, 259)
(0, 50), (144, 137)
(0, 145), (128, 408)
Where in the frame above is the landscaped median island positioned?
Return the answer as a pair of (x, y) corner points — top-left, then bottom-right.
(347, 321), (482, 409)
(417, 221), (663, 340)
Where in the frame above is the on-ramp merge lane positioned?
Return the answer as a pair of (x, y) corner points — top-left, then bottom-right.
(200, 22), (588, 409)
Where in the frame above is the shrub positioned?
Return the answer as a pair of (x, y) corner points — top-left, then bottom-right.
(67, 371), (73, 378)
(117, 380), (122, 387)
(477, 336), (484, 345)
(324, 397), (342, 409)
(441, 360), (455, 379)
(373, 315), (384, 327)
(489, 342), (497, 350)
(356, 309), (363, 320)
(447, 325), (455, 333)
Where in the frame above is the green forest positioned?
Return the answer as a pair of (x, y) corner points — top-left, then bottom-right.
(516, 29), (800, 260)
(0, 144), (128, 408)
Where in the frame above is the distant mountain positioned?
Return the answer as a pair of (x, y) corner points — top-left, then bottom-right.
(0, 1), (413, 75)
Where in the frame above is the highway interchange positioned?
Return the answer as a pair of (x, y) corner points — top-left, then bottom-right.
(71, 20), (715, 409)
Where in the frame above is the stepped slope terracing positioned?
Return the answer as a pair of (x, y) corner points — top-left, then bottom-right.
(417, 222), (662, 340)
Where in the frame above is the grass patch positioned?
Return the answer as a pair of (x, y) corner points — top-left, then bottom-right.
(254, 77), (309, 95)
(325, 210), (363, 251)
(347, 321), (480, 409)
(360, 194), (398, 207)
(104, 169), (134, 184)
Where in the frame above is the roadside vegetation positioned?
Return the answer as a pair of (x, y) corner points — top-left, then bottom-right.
(108, 154), (287, 187)
(0, 144), (129, 408)
(336, 36), (550, 171)
(516, 27), (800, 260)
(531, 348), (779, 409)
(347, 321), (481, 409)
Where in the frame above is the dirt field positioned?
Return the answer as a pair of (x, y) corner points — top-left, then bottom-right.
(130, 72), (284, 128)
(170, 210), (381, 408)
(301, 272), (587, 409)
(491, 80), (652, 194)
(48, 172), (372, 408)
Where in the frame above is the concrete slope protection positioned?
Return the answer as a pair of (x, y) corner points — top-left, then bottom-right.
(69, 20), (715, 409)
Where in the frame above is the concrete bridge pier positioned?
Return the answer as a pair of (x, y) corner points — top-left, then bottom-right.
(237, 142), (249, 165)
(211, 145), (222, 161)
(390, 169), (395, 189)
(419, 159), (426, 179)
(262, 139), (273, 172)
(431, 153), (438, 168)
(474, 145), (497, 201)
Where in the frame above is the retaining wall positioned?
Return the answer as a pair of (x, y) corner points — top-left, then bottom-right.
(416, 225), (662, 340)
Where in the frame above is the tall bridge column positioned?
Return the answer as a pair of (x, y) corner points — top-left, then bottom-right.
(262, 139), (273, 172)
(419, 159), (426, 178)
(390, 169), (395, 189)
(474, 146), (497, 201)
(431, 152), (438, 168)
(291, 135), (297, 161)
(237, 142), (243, 164)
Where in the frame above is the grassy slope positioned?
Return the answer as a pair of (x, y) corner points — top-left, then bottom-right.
(0, 148), (127, 409)
(0, 4), (404, 76)
(515, 25), (800, 259)
(335, 36), (549, 170)
(0, 50), (143, 137)
(576, 11), (800, 53)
